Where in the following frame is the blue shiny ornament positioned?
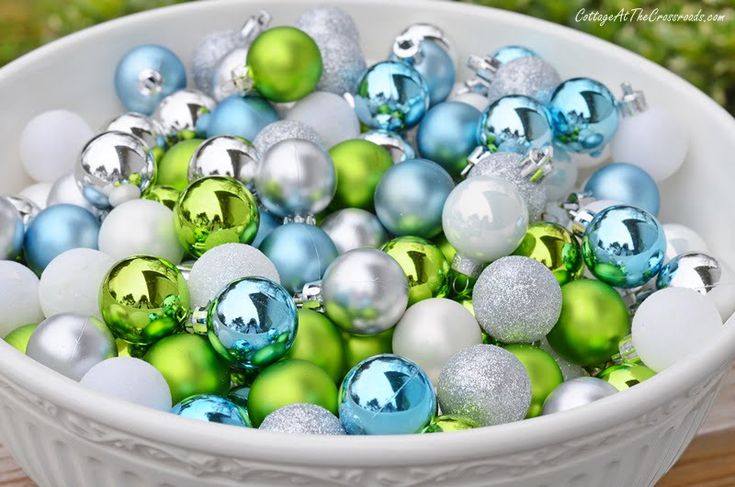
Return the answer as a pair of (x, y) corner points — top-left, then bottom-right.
(582, 205), (666, 288)
(491, 45), (538, 64)
(252, 207), (280, 248)
(259, 223), (338, 293)
(391, 40), (455, 106)
(584, 163), (660, 216)
(374, 159), (454, 238)
(478, 95), (553, 154)
(172, 394), (251, 427)
(549, 78), (619, 155)
(205, 276), (297, 370)
(339, 354), (436, 435)
(416, 101), (482, 177)
(206, 95), (279, 141)
(354, 61), (430, 131)
(23, 204), (100, 275)
(115, 45), (187, 116)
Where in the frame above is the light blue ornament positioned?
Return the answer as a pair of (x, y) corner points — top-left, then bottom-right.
(416, 101), (482, 177)
(115, 45), (187, 116)
(391, 40), (455, 106)
(252, 207), (280, 248)
(23, 204), (100, 275)
(582, 205), (666, 288)
(478, 95), (553, 154)
(354, 61), (430, 132)
(206, 95), (279, 141)
(374, 159), (454, 238)
(259, 223), (338, 293)
(491, 45), (538, 64)
(549, 78), (619, 156)
(339, 354), (436, 435)
(172, 394), (251, 427)
(545, 144), (579, 202)
(584, 163), (660, 216)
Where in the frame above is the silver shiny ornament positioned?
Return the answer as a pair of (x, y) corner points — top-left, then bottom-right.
(657, 252), (721, 295)
(47, 173), (96, 212)
(294, 6), (360, 41)
(26, 313), (117, 381)
(211, 47), (248, 102)
(0, 196), (24, 260)
(189, 136), (259, 188)
(105, 112), (163, 149)
(260, 403), (345, 435)
(437, 344), (531, 427)
(75, 131), (156, 210)
(177, 261), (194, 281)
(153, 89), (215, 138)
(5, 195), (40, 226)
(321, 209), (388, 254)
(253, 120), (325, 158)
(473, 256), (562, 343)
(542, 377), (617, 415)
(315, 35), (366, 96)
(359, 130), (415, 163)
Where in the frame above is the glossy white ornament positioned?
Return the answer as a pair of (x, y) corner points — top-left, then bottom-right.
(663, 223), (709, 262)
(542, 377), (617, 415)
(19, 182), (52, 209)
(705, 260), (735, 323)
(0, 261), (44, 336)
(47, 173), (96, 211)
(81, 357), (172, 411)
(286, 92), (360, 148)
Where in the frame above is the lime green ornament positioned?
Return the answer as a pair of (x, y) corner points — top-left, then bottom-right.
(288, 309), (345, 382)
(382, 236), (450, 305)
(513, 222), (584, 284)
(328, 139), (393, 210)
(248, 359), (338, 426)
(174, 176), (259, 257)
(100, 255), (190, 345)
(547, 279), (631, 367)
(597, 363), (656, 391)
(156, 139), (204, 190)
(504, 343), (563, 418)
(246, 27), (322, 103)
(143, 185), (181, 210)
(422, 415), (476, 433)
(115, 339), (149, 358)
(342, 328), (393, 372)
(144, 334), (230, 404)
(4, 324), (38, 353)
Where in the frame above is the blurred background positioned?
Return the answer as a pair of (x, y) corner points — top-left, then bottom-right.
(1, 0), (733, 113)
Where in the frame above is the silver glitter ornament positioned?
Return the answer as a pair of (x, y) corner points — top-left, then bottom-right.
(295, 6), (360, 41)
(5, 195), (40, 226)
(542, 377), (617, 415)
(437, 344), (531, 426)
(189, 136), (259, 188)
(105, 112), (163, 149)
(260, 403), (345, 435)
(359, 130), (415, 163)
(0, 197), (24, 260)
(47, 173), (96, 212)
(26, 313), (117, 381)
(211, 47), (248, 102)
(473, 256), (562, 343)
(253, 120), (325, 158)
(153, 89), (215, 138)
(488, 56), (561, 104)
(316, 35), (367, 96)
(321, 209), (388, 254)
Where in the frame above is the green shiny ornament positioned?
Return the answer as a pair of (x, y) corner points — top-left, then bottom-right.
(4, 324), (37, 353)
(144, 334), (230, 404)
(597, 363), (656, 391)
(143, 185), (181, 211)
(547, 279), (631, 367)
(504, 344), (563, 418)
(288, 309), (345, 382)
(115, 339), (149, 358)
(434, 233), (457, 263)
(422, 415), (476, 433)
(174, 176), (259, 258)
(100, 255), (190, 345)
(156, 139), (204, 190)
(248, 359), (338, 426)
(382, 236), (450, 305)
(328, 139), (393, 210)
(513, 222), (584, 284)
(247, 27), (322, 103)
(342, 328), (393, 372)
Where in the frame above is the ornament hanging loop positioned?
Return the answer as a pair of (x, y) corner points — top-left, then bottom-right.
(392, 23), (451, 63)
(618, 82), (648, 118)
(293, 281), (324, 311)
(465, 54), (501, 92)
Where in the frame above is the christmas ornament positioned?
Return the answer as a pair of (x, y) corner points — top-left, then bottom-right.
(205, 95), (279, 140)
(0, 261), (44, 336)
(503, 344), (563, 418)
(0, 197), (23, 260)
(467, 54), (560, 104)
(492, 45), (537, 64)
(253, 120), (324, 157)
(437, 344), (531, 427)
(252, 207), (280, 248)
(100, 255), (190, 345)
(313, 36), (366, 96)
(657, 252), (721, 294)
(260, 403), (344, 434)
(172, 394), (251, 427)
(288, 309), (345, 382)
(105, 112), (164, 151)
(542, 377), (617, 415)
(354, 61), (430, 131)
(343, 329), (393, 372)
(611, 83), (688, 181)
(478, 95), (553, 153)
(18, 183), (52, 209)
(116, 339), (149, 359)
(544, 146), (578, 202)
(144, 334), (230, 404)
(564, 195), (624, 238)
(19, 110), (94, 183)
(81, 357), (172, 411)
(155, 139), (203, 190)
(513, 222), (583, 285)
(228, 385), (251, 409)
(4, 324), (38, 354)
(392, 298), (482, 383)
(286, 92), (360, 148)
(539, 338), (588, 381)
(115, 44), (187, 115)
(328, 139), (393, 210)
(143, 185), (181, 210)
(188, 136), (259, 189)
(47, 173), (96, 212)
(597, 363), (656, 391)
(583, 162), (660, 216)
(549, 78), (619, 155)
(381, 236), (450, 305)
(663, 224), (709, 262)
(153, 89), (215, 139)
(26, 313), (117, 381)
(422, 415), (476, 433)
(248, 359), (339, 426)
(546, 279), (630, 367)
(211, 47), (249, 102)
(295, 6), (359, 40)
(360, 130), (415, 163)
(5, 195), (40, 227)
(321, 209), (388, 254)
(374, 159), (454, 238)
(473, 256), (562, 343)
(174, 176), (259, 257)
(339, 354), (436, 435)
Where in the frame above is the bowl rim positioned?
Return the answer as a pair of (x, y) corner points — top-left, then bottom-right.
(1, 0), (735, 467)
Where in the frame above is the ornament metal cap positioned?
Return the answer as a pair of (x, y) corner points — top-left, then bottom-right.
(187, 306), (209, 335)
(618, 82), (648, 118)
(451, 254), (485, 278)
(293, 281), (324, 311)
(463, 54), (501, 93)
(563, 192), (597, 237)
(611, 334), (643, 366)
(461, 145), (554, 182)
(221, 11), (273, 95)
(137, 68), (164, 97)
(240, 10), (271, 43)
(392, 23), (451, 63)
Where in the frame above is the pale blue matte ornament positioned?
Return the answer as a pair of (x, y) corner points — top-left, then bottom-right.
(477, 95), (553, 154)
(23, 204), (100, 275)
(354, 61), (430, 131)
(339, 354), (436, 435)
(206, 95), (279, 141)
(252, 207), (280, 248)
(374, 159), (454, 238)
(491, 45), (538, 64)
(582, 205), (666, 288)
(416, 101), (482, 177)
(549, 78), (619, 156)
(259, 223), (338, 293)
(115, 45), (187, 115)
(584, 162), (660, 216)
(391, 39), (455, 106)
(172, 394), (251, 427)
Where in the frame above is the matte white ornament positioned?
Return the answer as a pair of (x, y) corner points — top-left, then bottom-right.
(571, 144), (610, 169)
(0, 261), (44, 336)
(286, 92), (360, 148)
(81, 357), (172, 411)
(19, 182), (53, 209)
(47, 173), (95, 211)
(663, 223), (709, 262)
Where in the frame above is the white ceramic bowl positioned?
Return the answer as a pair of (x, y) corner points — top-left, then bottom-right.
(1, 1), (735, 486)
